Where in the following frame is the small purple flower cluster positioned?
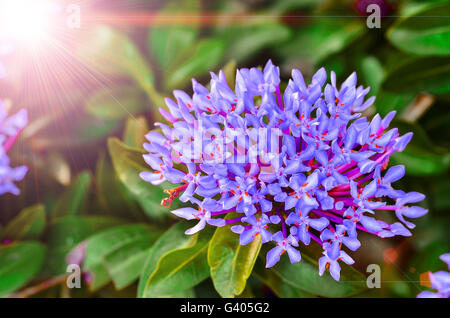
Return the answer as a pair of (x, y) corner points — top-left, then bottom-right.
(140, 60), (428, 281)
(0, 69), (28, 195)
(418, 254), (450, 298)
(0, 43), (28, 196)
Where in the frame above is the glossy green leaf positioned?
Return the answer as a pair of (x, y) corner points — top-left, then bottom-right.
(122, 116), (149, 149)
(388, 3), (450, 56)
(43, 215), (124, 276)
(221, 22), (292, 63)
(0, 204), (46, 240)
(32, 151), (71, 186)
(165, 39), (225, 89)
(382, 57), (450, 94)
(107, 137), (168, 219)
(390, 120), (450, 176)
(374, 91), (416, 117)
(95, 154), (143, 220)
(77, 118), (119, 142)
(207, 213), (261, 298)
(103, 231), (158, 290)
(138, 222), (194, 297)
(85, 86), (147, 120)
(0, 241), (46, 297)
(149, 0), (201, 68)
(266, 0), (321, 13)
(143, 226), (213, 297)
(222, 60), (237, 90)
(360, 56), (384, 96)
(427, 176), (450, 210)
(30, 115), (119, 149)
(252, 257), (315, 298)
(78, 25), (163, 107)
(400, 0), (450, 16)
(279, 19), (365, 63)
(81, 224), (159, 291)
(268, 252), (367, 297)
(50, 171), (91, 220)
(169, 288), (196, 298)
(391, 146), (450, 176)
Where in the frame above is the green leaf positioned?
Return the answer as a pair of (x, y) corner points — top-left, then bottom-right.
(43, 215), (124, 276)
(149, 0), (201, 68)
(78, 25), (163, 107)
(103, 230), (160, 290)
(427, 176), (450, 210)
(138, 222), (194, 297)
(81, 224), (160, 291)
(142, 226), (213, 297)
(169, 288), (196, 298)
(222, 60), (237, 90)
(278, 19), (365, 63)
(70, 117), (119, 145)
(279, 282), (317, 298)
(252, 257), (316, 298)
(95, 154), (143, 220)
(85, 86), (147, 120)
(382, 56), (450, 94)
(207, 213), (261, 298)
(0, 204), (46, 240)
(220, 22), (292, 63)
(122, 116), (149, 149)
(266, 0), (321, 13)
(391, 147), (450, 176)
(268, 252), (367, 297)
(0, 241), (46, 297)
(107, 137), (169, 219)
(374, 91), (416, 117)
(388, 3), (450, 56)
(360, 56), (384, 96)
(399, 0), (450, 16)
(31, 115), (119, 149)
(32, 151), (71, 186)
(50, 171), (91, 220)
(165, 39), (226, 89)
(390, 120), (450, 176)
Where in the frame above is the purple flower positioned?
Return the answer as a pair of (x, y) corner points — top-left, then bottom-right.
(231, 214), (273, 245)
(417, 254), (450, 298)
(286, 207), (329, 245)
(320, 224), (361, 254)
(266, 231), (301, 268)
(141, 61), (427, 281)
(0, 155), (28, 195)
(319, 242), (355, 281)
(171, 198), (226, 235)
(355, 0), (391, 17)
(0, 98), (28, 196)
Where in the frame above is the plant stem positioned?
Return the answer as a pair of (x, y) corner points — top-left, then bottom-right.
(9, 275), (68, 298)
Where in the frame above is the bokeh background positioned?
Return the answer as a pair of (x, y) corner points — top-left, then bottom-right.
(0, 0), (449, 298)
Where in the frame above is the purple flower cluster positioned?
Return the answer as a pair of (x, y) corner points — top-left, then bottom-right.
(140, 60), (428, 281)
(418, 254), (450, 298)
(0, 101), (28, 196)
(0, 45), (28, 196)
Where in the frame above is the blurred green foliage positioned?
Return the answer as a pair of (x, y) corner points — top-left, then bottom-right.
(0, 0), (449, 298)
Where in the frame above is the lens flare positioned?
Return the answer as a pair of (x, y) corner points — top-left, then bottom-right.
(0, 0), (57, 47)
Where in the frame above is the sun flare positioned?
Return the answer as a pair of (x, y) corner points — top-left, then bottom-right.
(0, 0), (58, 47)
